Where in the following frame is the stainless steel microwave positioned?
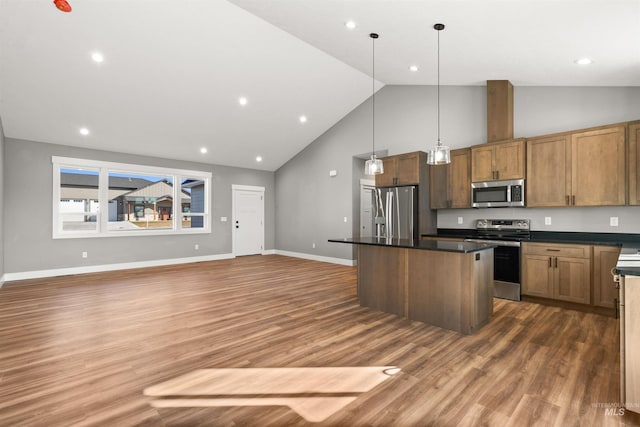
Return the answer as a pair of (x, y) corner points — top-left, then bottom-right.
(471, 179), (525, 208)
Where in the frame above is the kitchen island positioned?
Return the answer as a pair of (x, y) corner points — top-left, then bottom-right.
(329, 237), (495, 334)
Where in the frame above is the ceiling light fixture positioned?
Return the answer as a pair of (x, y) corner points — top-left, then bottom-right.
(426, 23), (451, 166)
(200, 147), (208, 154)
(53, 0), (72, 12)
(238, 96), (248, 106)
(364, 33), (384, 176)
(409, 65), (419, 72)
(299, 115), (307, 123)
(575, 58), (593, 65)
(345, 20), (357, 30)
(79, 127), (89, 136)
(91, 52), (104, 63)
(256, 156), (263, 162)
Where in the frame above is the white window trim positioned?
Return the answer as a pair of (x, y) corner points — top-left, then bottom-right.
(52, 156), (212, 239)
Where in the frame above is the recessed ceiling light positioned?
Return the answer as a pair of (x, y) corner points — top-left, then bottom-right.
(79, 127), (90, 136)
(238, 96), (248, 106)
(345, 20), (357, 30)
(575, 58), (593, 65)
(91, 52), (104, 63)
(256, 156), (263, 162)
(299, 115), (307, 123)
(200, 147), (208, 154)
(409, 65), (419, 72)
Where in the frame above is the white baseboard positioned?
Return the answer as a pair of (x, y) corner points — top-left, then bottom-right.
(274, 250), (356, 267)
(0, 274), (5, 288)
(2, 253), (235, 284)
(261, 249), (276, 255)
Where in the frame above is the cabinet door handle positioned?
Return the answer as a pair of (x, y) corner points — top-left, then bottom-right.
(554, 257), (558, 268)
(572, 195), (575, 205)
(496, 171), (499, 180)
(549, 257), (552, 268)
(566, 195), (570, 205)
(546, 249), (560, 252)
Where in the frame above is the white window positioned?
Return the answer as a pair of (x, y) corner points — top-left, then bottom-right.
(53, 157), (211, 238)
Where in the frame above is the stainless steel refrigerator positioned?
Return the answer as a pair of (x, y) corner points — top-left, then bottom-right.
(371, 185), (419, 240)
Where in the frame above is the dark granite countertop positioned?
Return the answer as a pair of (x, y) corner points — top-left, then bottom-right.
(424, 229), (640, 247)
(328, 237), (496, 253)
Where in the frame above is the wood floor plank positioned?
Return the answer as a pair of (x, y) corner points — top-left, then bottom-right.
(0, 255), (636, 426)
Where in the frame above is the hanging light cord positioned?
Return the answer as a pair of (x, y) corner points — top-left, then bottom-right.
(436, 26), (441, 147)
(372, 34), (376, 157)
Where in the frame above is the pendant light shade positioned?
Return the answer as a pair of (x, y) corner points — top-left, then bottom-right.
(365, 33), (384, 176)
(427, 23), (451, 165)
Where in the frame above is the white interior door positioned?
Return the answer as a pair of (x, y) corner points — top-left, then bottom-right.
(360, 180), (376, 237)
(232, 185), (265, 256)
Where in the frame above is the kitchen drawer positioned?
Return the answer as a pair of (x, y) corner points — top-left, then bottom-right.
(522, 242), (591, 258)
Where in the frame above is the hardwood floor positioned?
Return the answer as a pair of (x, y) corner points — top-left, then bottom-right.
(0, 255), (638, 426)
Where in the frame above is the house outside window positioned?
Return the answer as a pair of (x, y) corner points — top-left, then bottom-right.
(52, 157), (211, 238)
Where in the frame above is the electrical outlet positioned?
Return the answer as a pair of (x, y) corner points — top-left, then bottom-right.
(457, 217), (463, 225)
(545, 217), (552, 225)
(312, 243), (316, 249)
(344, 216), (348, 223)
(82, 251), (88, 258)
(610, 217), (619, 227)
(221, 217), (227, 222)
(194, 244), (199, 250)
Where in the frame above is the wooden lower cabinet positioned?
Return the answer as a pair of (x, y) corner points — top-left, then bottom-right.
(521, 254), (554, 298)
(522, 243), (591, 305)
(593, 245), (621, 309)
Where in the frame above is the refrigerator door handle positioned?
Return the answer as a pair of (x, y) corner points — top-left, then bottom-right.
(395, 187), (400, 239)
(386, 191), (394, 238)
(409, 186), (414, 240)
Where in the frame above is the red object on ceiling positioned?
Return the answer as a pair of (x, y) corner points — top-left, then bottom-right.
(53, 0), (72, 12)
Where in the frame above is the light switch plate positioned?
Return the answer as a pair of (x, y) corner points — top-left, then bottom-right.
(610, 217), (619, 227)
(545, 217), (552, 225)
(457, 217), (463, 225)
(221, 217), (228, 222)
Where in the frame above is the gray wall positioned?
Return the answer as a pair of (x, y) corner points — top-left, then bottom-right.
(4, 138), (275, 274)
(0, 118), (4, 280)
(275, 85), (640, 261)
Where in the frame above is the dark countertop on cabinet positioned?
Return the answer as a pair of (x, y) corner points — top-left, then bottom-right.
(423, 229), (640, 247)
(328, 237), (496, 253)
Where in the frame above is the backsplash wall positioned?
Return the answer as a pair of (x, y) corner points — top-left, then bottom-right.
(437, 206), (640, 234)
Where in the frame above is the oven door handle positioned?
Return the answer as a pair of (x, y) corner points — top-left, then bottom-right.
(464, 239), (521, 248)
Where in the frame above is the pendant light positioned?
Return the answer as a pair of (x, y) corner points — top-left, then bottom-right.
(427, 23), (451, 165)
(364, 33), (384, 175)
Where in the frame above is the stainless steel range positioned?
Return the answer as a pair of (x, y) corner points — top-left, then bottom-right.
(465, 219), (530, 301)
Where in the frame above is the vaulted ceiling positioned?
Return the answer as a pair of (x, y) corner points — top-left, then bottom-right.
(1, 0), (638, 171)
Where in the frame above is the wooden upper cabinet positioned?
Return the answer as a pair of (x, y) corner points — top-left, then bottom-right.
(471, 145), (495, 182)
(429, 162), (449, 209)
(395, 153), (421, 185)
(526, 135), (571, 207)
(375, 152), (422, 187)
(571, 125), (626, 206)
(526, 124), (626, 207)
(628, 122), (640, 205)
(375, 157), (398, 187)
(449, 149), (471, 208)
(429, 148), (471, 209)
(471, 139), (525, 182)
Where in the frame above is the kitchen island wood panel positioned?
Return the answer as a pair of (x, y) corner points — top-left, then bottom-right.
(357, 245), (406, 316)
(407, 248), (493, 334)
(346, 238), (494, 334)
